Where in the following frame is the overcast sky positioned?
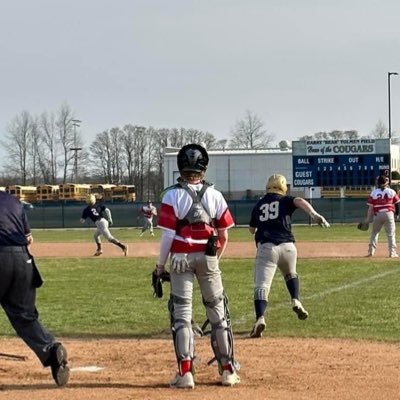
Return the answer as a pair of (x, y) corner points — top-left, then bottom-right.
(1, 0), (400, 153)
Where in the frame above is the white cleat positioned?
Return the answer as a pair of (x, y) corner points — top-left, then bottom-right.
(170, 372), (195, 389)
(249, 316), (266, 338)
(221, 370), (240, 387)
(292, 299), (309, 320)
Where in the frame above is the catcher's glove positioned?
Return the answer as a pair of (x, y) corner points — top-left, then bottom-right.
(357, 221), (369, 231)
(152, 267), (170, 298)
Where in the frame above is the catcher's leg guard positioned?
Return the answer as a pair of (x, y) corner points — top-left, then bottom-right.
(168, 295), (195, 373)
(203, 292), (237, 375)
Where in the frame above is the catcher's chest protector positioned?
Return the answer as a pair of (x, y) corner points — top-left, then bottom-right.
(178, 183), (214, 227)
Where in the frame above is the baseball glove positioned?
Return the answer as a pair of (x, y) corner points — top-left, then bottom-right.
(357, 221), (369, 231)
(152, 268), (170, 298)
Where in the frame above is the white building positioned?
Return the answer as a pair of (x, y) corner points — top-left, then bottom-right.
(163, 145), (293, 200)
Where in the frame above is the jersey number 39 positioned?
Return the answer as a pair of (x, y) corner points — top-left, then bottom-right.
(259, 201), (279, 221)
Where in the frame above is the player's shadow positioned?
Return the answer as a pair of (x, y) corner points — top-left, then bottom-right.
(0, 382), (168, 391)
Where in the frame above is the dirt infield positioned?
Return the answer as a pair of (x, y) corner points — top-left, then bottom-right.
(0, 241), (399, 400)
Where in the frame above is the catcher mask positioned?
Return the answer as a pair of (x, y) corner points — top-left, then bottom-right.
(267, 174), (288, 195)
(177, 144), (209, 172)
(86, 194), (96, 206)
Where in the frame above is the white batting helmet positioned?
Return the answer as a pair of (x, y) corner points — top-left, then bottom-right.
(86, 194), (96, 206)
(267, 174), (288, 195)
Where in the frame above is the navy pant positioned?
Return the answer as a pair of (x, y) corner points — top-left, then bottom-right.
(0, 247), (55, 366)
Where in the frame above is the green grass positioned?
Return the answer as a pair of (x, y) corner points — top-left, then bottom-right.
(0, 257), (399, 342)
(31, 224), (387, 242)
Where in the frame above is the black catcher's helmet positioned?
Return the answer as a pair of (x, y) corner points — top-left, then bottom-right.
(177, 144), (209, 172)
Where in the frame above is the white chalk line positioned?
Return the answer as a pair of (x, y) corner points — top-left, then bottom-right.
(70, 366), (105, 372)
(236, 268), (399, 326)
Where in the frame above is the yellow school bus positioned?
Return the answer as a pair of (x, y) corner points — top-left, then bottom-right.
(91, 184), (116, 201)
(111, 185), (136, 202)
(59, 183), (92, 201)
(6, 185), (38, 202)
(36, 184), (60, 201)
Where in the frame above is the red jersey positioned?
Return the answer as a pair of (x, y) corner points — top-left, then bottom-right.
(158, 182), (234, 253)
(367, 187), (400, 214)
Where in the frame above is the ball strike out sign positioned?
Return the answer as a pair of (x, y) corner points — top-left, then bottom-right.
(292, 139), (390, 187)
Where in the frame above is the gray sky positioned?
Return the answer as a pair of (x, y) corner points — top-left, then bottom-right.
(1, 0), (400, 153)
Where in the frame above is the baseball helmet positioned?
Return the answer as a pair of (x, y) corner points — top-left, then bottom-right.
(177, 144), (209, 172)
(376, 175), (389, 187)
(86, 194), (96, 206)
(267, 174), (288, 195)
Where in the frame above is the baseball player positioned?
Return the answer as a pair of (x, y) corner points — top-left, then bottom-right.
(248, 174), (330, 338)
(139, 200), (157, 236)
(80, 194), (128, 256)
(155, 143), (240, 389)
(0, 190), (69, 386)
(365, 175), (400, 257)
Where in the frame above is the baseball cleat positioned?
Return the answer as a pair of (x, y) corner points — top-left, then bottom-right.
(250, 316), (266, 338)
(170, 372), (195, 389)
(292, 299), (309, 320)
(390, 253), (399, 258)
(94, 250), (103, 256)
(221, 370), (240, 387)
(49, 343), (69, 387)
(122, 245), (128, 256)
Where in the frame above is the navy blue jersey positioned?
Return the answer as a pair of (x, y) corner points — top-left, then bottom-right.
(0, 191), (31, 246)
(249, 193), (297, 245)
(81, 204), (106, 223)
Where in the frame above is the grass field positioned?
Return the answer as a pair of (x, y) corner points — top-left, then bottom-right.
(0, 225), (399, 342)
(31, 224), (391, 242)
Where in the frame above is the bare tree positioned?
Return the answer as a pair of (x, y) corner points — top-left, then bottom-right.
(40, 111), (60, 184)
(1, 110), (32, 184)
(229, 110), (274, 149)
(370, 119), (388, 138)
(299, 130), (359, 141)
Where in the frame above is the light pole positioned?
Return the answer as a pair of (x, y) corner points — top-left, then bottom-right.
(388, 72), (398, 140)
(71, 119), (82, 183)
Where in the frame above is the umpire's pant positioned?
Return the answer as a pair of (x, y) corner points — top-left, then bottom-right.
(0, 246), (55, 366)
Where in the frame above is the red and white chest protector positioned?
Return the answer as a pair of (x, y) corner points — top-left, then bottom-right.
(158, 183), (234, 253)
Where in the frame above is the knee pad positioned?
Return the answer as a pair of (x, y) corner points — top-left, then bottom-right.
(203, 292), (236, 374)
(168, 295), (195, 362)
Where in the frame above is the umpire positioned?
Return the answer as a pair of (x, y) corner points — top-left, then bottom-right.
(0, 190), (69, 386)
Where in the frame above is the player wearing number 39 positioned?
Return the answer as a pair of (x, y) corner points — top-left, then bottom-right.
(248, 174), (330, 338)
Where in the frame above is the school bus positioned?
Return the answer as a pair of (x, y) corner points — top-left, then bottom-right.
(6, 185), (38, 202)
(111, 185), (136, 202)
(59, 183), (92, 201)
(91, 184), (116, 201)
(36, 184), (60, 201)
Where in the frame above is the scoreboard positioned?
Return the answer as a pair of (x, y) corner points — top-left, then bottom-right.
(292, 139), (390, 187)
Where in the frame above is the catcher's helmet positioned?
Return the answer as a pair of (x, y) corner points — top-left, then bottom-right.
(177, 144), (209, 172)
(267, 174), (288, 195)
(376, 175), (389, 188)
(86, 194), (96, 206)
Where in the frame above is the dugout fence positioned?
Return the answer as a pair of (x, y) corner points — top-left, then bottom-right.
(25, 198), (368, 229)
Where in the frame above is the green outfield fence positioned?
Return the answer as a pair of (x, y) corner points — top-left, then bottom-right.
(25, 198), (368, 229)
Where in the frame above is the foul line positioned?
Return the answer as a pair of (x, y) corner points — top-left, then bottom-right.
(237, 269), (399, 325)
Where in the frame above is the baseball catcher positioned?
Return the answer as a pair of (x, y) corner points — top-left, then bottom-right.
(248, 174), (331, 339)
(153, 143), (240, 388)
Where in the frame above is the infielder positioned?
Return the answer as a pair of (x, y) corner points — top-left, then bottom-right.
(155, 143), (240, 388)
(139, 200), (157, 236)
(248, 174), (330, 338)
(80, 194), (128, 256)
(365, 175), (400, 258)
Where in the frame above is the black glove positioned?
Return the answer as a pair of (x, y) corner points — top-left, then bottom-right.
(357, 221), (369, 231)
(152, 268), (170, 298)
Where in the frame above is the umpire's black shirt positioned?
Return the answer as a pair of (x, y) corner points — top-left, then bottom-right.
(0, 191), (31, 246)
